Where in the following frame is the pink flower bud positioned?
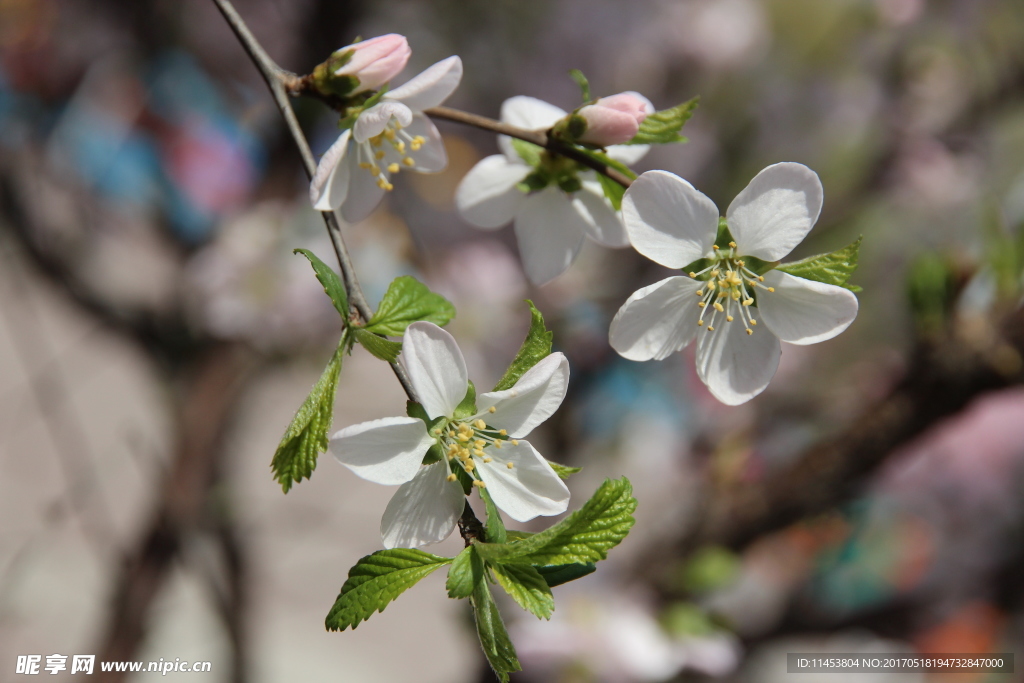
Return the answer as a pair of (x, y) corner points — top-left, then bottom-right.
(335, 34), (411, 93)
(577, 92), (653, 146)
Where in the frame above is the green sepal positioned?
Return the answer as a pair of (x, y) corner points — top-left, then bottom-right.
(446, 547), (477, 599)
(568, 68), (591, 102)
(364, 275), (456, 336)
(474, 477), (637, 566)
(557, 175), (583, 194)
(270, 335), (346, 492)
(406, 400), (430, 423)
(626, 96), (699, 145)
(453, 381), (478, 420)
(493, 300), (553, 391)
(325, 549), (452, 631)
(598, 172), (626, 210)
(777, 236), (862, 291)
(293, 249), (349, 320)
(516, 170), (549, 193)
(479, 487), (507, 544)
(421, 442), (444, 465)
(510, 138), (543, 167)
(491, 563), (554, 620)
(552, 113), (587, 142)
(352, 327), (402, 362)
(471, 557), (522, 681)
(310, 48), (358, 98)
(535, 562), (596, 587)
(548, 461), (582, 480)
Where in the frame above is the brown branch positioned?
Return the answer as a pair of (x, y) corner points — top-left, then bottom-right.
(211, 0), (417, 401)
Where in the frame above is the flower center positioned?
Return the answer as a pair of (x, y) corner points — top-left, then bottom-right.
(688, 242), (775, 336)
(355, 120), (426, 191)
(432, 408), (515, 486)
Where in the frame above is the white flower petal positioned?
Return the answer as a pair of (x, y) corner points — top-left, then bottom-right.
(477, 440), (569, 522)
(380, 462), (464, 548)
(609, 276), (702, 361)
(402, 322), (469, 419)
(622, 170), (719, 269)
(726, 162), (823, 262)
(756, 270), (859, 345)
(514, 187), (587, 285)
(311, 130), (351, 211)
(330, 416), (434, 485)
(455, 154), (529, 229)
(605, 142), (650, 166)
(696, 317), (781, 405)
(353, 101), (413, 142)
(476, 353), (569, 438)
(498, 96), (566, 162)
(402, 113), (447, 172)
(339, 156), (387, 223)
(575, 182), (629, 248)
(386, 56), (463, 111)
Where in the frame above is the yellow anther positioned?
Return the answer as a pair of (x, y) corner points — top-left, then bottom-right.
(750, 319), (757, 326)
(698, 320), (704, 326)
(498, 429), (507, 436)
(460, 448), (471, 459)
(473, 480), (486, 488)
(743, 299), (753, 306)
(370, 135), (383, 147)
(758, 276), (765, 282)
(707, 281), (716, 291)
(710, 269), (720, 277)
(713, 245), (720, 250)
(376, 179), (394, 190)
(729, 241), (737, 248)
(713, 302), (724, 312)
(403, 157), (415, 167)
(387, 163), (400, 173)
(410, 135), (426, 150)
(746, 328), (753, 335)
(447, 473), (457, 482)
(506, 462), (514, 469)
(474, 439), (486, 449)
(358, 162), (373, 170)
(457, 432), (471, 442)
(375, 150), (386, 160)
(488, 406), (496, 413)
(473, 449), (484, 458)
(494, 441), (502, 449)
(483, 456), (492, 463)
(689, 271), (697, 278)
(737, 260), (745, 266)
(474, 420), (487, 430)
(465, 460), (475, 471)
(384, 129), (397, 141)
(698, 302), (706, 308)
(767, 287), (775, 292)
(696, 290), (704, 297)
(370, 164), (380, 175)
(726, 315), (734, 322)
(707, 326), (715, 331)
(510, 440), (519, 446)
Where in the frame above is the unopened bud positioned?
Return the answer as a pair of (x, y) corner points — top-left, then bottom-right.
(313, 34), (411, 97)
(576, 91), (653, 146)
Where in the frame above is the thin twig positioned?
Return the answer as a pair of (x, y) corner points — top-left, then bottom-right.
(425, 106), (634, 188)
(212, 0), (417, 400)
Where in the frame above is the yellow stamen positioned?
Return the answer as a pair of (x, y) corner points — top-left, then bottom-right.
(726, 315), (734, 322)
(464, 460), (475, 471)
(707, 326), (715, 331)
(743, 299), (753, 306)
(483, 456), (492, 463)
(473, 480), (486, 488)
(698, 320), (704, 326)
(387, 163), (400, 173)
(750, 319), (757, 326)
(698, 302), (706, 308)
(498, 429), (507, 436)
(488, 406), (496, 413)
(689, 271), (697, 278)
(767, 287), (775, 292)
(447, 473), (457, 482)
(696, 290), (704, 297)
(510, 440), (519, 446)
(375, 150), (386, 160)
(383, 129), (397, 141)
(713, 245), (720, 250)
(713, 302), (724, 312)
(474, 420), (487, 430)
(729, 241), (737, 248)
(494, 441), (502, 449)
(506, 462), (514, 469)
(403, 157), (415, 167)
(358, 162), (373, 170)
(746, 328), (753, 335)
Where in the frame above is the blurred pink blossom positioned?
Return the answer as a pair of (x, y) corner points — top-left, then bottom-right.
(578, 92), (653, 146)
(334, 34), (411, 93)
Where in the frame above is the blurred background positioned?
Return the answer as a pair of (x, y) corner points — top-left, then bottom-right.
(2, 0), (1024, 681)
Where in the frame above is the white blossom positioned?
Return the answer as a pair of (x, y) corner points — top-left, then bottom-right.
(310, 55), (463, 223)
(455, 95), (652, 286)
(330, 321), (571, 548)
(609, 163), (859, 405)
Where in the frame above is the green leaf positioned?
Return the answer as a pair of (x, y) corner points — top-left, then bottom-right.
(364, 276), (456, 336)
(493, 300), (553, 391)
(510, 138), (543, 168)
(325, 549), (452, 631)
(492, 563), (554, 620)
(471, 555), (521, 681)
(535, 562), (596, 587)
(777, 236), (862, 291)
(548, 461), (582, 480)
(294, 249), (348, 320)
(270, 337), (346, 492)
(352, 327), (402, 362)
(446, 548), (477, 599)
(627, 96), (699, 145)
(453, 381), (477, 420)
(480, 487), (507, 544)
(568, 68), (591, 102)
(598, 172), (626, 210)
(475, 477), (637, 566)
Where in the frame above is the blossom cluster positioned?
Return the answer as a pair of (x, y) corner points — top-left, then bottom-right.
(300, 33), (860, 550)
